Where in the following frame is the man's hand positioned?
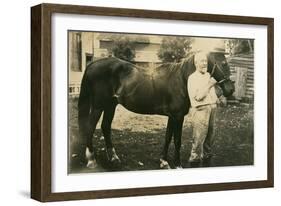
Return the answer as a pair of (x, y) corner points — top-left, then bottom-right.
(195, 88), (209, 101)
(209, 77), (217, 85)
(217, 95), (227, 107)
(194, 77), (217, 101)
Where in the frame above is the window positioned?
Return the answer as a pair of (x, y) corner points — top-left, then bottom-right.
(70, 32), (82, 72)
(85, 53), (93, 67)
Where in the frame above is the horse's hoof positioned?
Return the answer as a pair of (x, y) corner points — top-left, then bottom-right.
(87, 159), (98, 168)
(109, 156), (121, 169)
(111, 157), (121, 164)
(160, 159), (171, 169)
(107, 148), (121, 163)
(111, 156), (121, 167)
(175, 165), (183, 169)
(111, 154), (121, 162)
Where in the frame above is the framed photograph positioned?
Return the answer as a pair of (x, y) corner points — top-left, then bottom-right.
(31, 3), (274, 202)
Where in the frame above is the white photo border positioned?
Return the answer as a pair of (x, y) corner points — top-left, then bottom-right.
(51, 13), (268, 193)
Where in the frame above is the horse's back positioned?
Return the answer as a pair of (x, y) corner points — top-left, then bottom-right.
(82, 57), (190, 116)
(85, 57), (123, 78)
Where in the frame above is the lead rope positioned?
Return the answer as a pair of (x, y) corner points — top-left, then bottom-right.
(210, 62), (228, 84)
(210, 63), (217, 77)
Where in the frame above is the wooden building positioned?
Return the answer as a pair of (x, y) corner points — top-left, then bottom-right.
(228, 53), (254, 102)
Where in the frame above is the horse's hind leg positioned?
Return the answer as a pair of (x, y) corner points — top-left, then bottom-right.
(173, 116), (184, 169)
(85, 108), (103, 168)
(160, 117), (174, 169)
(101, 104), (120, 164)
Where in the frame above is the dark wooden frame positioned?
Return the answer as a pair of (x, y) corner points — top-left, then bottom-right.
(31, 3), (274, 202)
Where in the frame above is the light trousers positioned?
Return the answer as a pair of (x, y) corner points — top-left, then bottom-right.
(189, 104), (217, 162)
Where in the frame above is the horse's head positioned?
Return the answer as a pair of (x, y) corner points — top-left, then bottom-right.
(207, 52), (235, 97)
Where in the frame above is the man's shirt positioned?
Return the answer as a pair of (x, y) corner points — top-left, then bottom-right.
(188, 71), (218, 108)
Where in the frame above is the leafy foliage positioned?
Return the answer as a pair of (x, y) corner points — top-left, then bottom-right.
(98, 33), (150, 62)
(226, 39), (254, 55)
(157, 36), (194, 63)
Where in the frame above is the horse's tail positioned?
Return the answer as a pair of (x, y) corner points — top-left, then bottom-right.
(78, 69), (91, 138)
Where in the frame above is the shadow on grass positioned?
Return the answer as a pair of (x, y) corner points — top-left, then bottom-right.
(68, 98), (253, 173)
(69, 126), (253, 173)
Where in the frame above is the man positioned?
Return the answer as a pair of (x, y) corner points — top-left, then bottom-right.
(187, 51), (218, 167)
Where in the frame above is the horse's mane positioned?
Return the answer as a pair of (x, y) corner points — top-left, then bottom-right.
(90, 55), (195, 77)
(156, 52), (195, 74)
(89, 56), (145, 72)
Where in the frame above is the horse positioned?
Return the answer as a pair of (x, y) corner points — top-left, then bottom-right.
(77, 52), (235, 169)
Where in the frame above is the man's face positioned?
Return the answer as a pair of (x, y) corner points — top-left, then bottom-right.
(195, 53), (208, 74)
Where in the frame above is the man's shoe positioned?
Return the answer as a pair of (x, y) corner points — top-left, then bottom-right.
(202, 157), (212, 167)
(189, 161), (201, 168)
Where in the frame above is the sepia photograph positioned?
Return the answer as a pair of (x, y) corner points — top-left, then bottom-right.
(31, 3), (273, 201)
(68, 31), (254, 174)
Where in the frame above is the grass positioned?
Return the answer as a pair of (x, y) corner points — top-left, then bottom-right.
(68, 98), (253, 173)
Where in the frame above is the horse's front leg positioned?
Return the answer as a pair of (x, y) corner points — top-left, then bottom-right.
(173, 116), (184, 169)
(160, 117), (174, 169)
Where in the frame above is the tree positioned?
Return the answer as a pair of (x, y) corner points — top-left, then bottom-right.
(110, 35), (136, 62)
(226, 39), (254, 56)
(98, 33), (149, 62)
(157, 36), (194, 63)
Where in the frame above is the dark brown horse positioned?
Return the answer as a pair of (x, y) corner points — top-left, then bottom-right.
(77, 52), (234, 169)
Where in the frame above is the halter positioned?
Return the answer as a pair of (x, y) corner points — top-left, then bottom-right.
(210, 62), (229, 84)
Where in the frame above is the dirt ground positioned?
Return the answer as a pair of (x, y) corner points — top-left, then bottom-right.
(68, 98), (254, 173)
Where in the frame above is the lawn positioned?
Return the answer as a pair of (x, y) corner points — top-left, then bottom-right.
(68, 98), (253, 173)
